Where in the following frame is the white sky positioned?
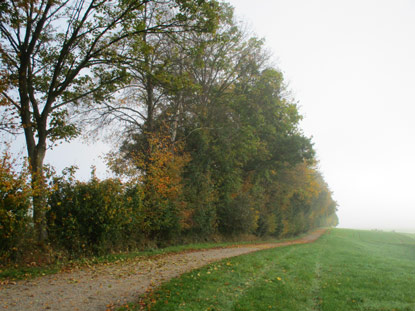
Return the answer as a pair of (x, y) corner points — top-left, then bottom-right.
(226, 0), (415, 231)
(7, 0), (415, 232)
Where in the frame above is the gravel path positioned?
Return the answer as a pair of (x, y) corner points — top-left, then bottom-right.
(0, 229), (326, 311)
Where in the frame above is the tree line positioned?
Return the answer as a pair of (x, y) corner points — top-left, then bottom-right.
(0, 0), (337, 263)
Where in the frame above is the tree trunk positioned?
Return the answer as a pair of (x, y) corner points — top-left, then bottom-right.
(171, 95), (182, 143)
(18, 46), (49, 244)
(28, 143), (48, 245)
(22, 103), (48, 244)
(145, 76), (154, 134)
(20, 91), (49, 243)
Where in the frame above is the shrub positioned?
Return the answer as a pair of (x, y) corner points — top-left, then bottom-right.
(47, 174), (143, 256)
(0, 152), (32, 263)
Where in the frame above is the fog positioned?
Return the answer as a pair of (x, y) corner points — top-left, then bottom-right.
(226, 0), (415, 231)
(6, 0), (415, 232)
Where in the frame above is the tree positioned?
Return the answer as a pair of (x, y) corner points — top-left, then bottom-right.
(0, 0), (219, 243)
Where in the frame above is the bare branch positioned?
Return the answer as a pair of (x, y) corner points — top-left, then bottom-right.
(0, 24), (20, 54)
(1, 91), (21, 110)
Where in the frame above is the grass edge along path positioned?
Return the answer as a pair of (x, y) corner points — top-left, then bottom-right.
(0, 230), (321, 281)
(126, 229), (415, 311)
(0, 230), (326, 311)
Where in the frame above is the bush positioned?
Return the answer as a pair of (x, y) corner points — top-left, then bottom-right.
(217, 193), (258, 236)
(47, 174), (144, 256)
(0, 152), (32, 263)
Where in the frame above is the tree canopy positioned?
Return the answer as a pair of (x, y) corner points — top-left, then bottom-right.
(0, 0), (220, 242)
(0, 1), (337, 260)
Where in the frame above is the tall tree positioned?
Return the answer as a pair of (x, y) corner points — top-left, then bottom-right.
(0, 0), (219, 243)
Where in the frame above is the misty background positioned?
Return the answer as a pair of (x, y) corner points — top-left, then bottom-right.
(5, 0), (415, 232)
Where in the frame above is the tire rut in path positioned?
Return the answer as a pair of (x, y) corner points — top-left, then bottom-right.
(0, 229), (326, 311)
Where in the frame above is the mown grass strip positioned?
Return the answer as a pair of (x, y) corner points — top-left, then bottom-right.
(123, 229), (415, 311)
(0, 235), (305, 281)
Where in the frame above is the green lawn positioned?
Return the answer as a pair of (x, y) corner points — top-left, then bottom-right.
(124, 229), (415, 311)
(402, 232), (415, 239)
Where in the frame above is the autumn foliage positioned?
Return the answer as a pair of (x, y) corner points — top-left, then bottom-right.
(0, 152), (32, 261)
(0, 1), (337, 264)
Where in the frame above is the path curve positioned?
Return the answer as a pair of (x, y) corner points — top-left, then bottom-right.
(0, 229), (326, 311)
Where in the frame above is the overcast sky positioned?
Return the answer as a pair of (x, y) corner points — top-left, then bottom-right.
(8, 0), (415, 232)
(225, 0), (415, 231)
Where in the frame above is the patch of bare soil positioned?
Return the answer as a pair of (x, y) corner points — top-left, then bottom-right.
(0, 229), (326, 311)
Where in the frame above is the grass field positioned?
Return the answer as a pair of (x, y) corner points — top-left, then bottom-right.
(124, 229), (415, 311)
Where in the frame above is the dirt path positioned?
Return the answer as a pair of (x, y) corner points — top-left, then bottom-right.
(0, 229), (326, 311)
